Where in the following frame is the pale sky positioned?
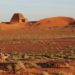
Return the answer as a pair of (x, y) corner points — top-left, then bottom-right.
(0, 0), (74, 21)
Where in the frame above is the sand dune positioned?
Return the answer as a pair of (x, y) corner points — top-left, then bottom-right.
(35, 16), (75, 28)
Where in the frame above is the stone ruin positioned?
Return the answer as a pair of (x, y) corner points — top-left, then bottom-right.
(10, 13), (26, 23)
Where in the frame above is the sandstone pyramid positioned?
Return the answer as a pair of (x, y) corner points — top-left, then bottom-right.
(10, 13), (26, 23)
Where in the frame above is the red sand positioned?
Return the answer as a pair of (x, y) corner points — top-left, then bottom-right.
(36, 16), (75, 27)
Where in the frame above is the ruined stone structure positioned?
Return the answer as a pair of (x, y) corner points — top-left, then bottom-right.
(10, 13), (26, 23)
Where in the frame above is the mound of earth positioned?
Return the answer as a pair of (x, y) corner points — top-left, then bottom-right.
(36, 16), (75, 28)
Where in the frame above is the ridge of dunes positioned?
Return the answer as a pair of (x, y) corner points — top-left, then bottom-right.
(0, 14), (75, 30)
(36, 16), (75, 27)
(0, 13), (75, 53)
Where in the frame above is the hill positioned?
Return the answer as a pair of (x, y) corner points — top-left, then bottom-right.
(0, 13), (75, 53)
(35, 16), (75, 29)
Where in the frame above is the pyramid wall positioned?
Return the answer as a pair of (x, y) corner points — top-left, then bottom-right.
(10, 13), (26, 23)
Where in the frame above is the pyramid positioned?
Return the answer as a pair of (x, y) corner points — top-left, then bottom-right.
(10, 13), (26, 23)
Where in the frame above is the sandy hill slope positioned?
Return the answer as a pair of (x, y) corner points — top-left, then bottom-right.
(0, 16), (75, 39)
(0, 16), (75, 53)
(0, 16), (75, 31)
(35, 17), (75, 29)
